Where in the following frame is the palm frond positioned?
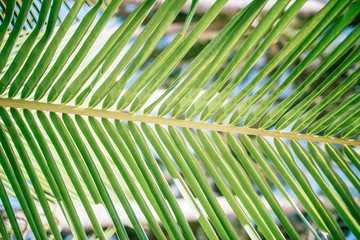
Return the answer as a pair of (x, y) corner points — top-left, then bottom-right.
(0, 0), (359, 239)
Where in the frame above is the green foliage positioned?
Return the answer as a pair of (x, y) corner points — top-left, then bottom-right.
(0, 0), (359, 239)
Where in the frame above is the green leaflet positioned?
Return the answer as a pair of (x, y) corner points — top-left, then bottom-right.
(37, 111), (97, 239)
(115, 120), (184, 240)
(325, 144), (360, 194)
(185, 128), (264, 239)
(291, 66), (360, 132)
(230, 0), (355, 126)
(3, 108), (63, 239)
(9, 0), (87, 98)
(156, 124), (231, 239)
(342, 117), (360, 138)
(185, 0), (296, 120)
(0, 149), (22, 240)
(34, 0), (104, 101)
(116, 0), (228, 112)
(169, 126), (239, 240)
(76, 116), (145, 240)
(142, 123), (218, 240)
(240, 134), (300, 239)
(43, 0), (126, 102)
(49, 112), (106, 239)
(259, 2), (360, 129)
(308, 142), (360, 222)
(0, 188), (9, 240)
(88, 0), (183, 108)
(325, 106), (360, 136)
(63, 114), (130, 240)
(98, 118), (167, 240)
(276, 44), (360, 131)
(158, 0), (268, 117)
(308, 92), (360, 134)
(0, 142), (43, 239)
(202, 0), (337, 123)
(274, 138), (343, 239)
(0, 0), (15, 44)
(0, 109), (50, 240)
(102, 0), (187, 110)
(257, 136), (323, 239)
(24, 109), (86, 238)
(0, 0), (62, 95)
(291, 140), (360, 239)
(0, 0), (34, 72)
(0, 0), (54, 95)
(344, 145), (360, 173)
(128, 121), (196, 240)
(72, 0), (155, 106)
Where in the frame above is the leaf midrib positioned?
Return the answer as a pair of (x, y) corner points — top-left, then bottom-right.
(0, 97), (359, 146)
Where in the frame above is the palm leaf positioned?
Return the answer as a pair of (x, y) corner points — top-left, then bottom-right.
(0, 0), (359, 239)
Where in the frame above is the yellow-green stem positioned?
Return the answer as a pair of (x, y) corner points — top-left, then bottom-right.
(0, 98), (359, 146)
